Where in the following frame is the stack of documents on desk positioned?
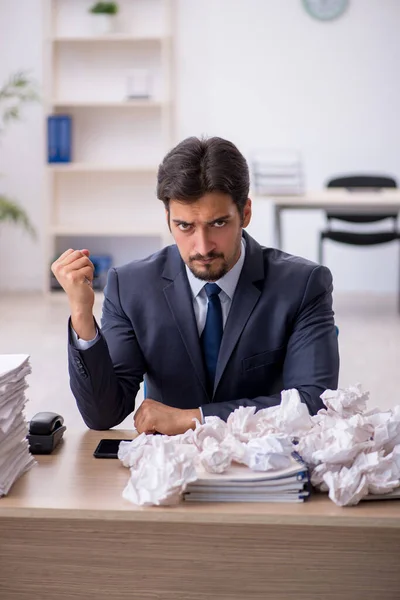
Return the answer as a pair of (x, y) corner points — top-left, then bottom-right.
(0, 354), (35, 497)
(251, 149), (304, 196)
(184, 454), (310, 503)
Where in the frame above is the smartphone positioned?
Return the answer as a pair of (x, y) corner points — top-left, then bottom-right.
(93, 438), (132, 459)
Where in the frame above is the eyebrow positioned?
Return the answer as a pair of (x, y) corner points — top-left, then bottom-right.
(172, 215), (231, 226)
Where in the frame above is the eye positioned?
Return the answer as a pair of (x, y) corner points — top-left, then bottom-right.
(213, 220), (227, 228)
(177, 222), (192, 232)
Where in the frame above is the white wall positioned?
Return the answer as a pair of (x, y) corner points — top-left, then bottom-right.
(0, 0), (45, 291)
(1, 0), (400, 292)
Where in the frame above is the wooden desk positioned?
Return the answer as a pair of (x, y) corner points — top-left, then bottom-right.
(1, 429), (400, 600)
(266, 189), (400, 248)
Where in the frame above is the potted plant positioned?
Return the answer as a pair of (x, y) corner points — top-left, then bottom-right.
(0, 71), (38, 239)
(89, 2), (119, 35)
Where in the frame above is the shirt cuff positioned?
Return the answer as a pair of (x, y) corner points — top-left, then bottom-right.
(70, 324), (100, 350)
(199, 406), (205, 424)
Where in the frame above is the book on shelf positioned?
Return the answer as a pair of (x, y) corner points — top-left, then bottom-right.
(47, 115), (72, 163)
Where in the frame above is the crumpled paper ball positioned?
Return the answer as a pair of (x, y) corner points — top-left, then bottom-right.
(199, 436), (232, 473)
(225, 389), (312, 442)
(119, 435), (197, 506)
(302, 384), (400, 505)
(192, 415), (228, 449)
(320, 385), (369, 417)
(321, 446), (400, 506)
(242, 435), (293, 471)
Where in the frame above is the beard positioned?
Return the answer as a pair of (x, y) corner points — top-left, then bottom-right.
(188, 252), (230, 281)
(186, 230), (243, 282)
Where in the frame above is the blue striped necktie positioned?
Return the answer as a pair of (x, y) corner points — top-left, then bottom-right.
(201, 283), (223, 393)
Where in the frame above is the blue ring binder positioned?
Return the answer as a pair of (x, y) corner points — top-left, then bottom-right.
(47, 114), (72, 163)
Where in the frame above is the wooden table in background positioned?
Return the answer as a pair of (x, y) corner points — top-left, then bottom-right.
(266, 189), (400, 249)
(1, 429), (400, 600)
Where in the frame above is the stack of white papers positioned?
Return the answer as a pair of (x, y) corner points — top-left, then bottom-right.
(0, 354), (35, 497)
(251, 149), (304, 196)
(184, 454), (310, 503)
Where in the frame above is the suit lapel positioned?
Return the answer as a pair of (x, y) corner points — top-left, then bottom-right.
(162, 247), (208, 398)
(213, 232), (265, 395)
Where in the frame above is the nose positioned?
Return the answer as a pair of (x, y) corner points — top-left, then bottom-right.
(194, 228), (215, 257)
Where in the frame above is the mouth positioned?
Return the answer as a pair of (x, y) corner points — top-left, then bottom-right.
(191, 254), (223, 265)
(196, 258), (216, 264)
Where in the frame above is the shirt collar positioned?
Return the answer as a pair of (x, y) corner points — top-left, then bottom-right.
(185, 238), (246, 300)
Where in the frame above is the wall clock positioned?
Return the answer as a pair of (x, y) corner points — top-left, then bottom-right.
(302, 0), (349, 21)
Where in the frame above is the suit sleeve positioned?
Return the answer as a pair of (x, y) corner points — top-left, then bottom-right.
(201, 265), (339, 421)
(68, 268), (146, 430)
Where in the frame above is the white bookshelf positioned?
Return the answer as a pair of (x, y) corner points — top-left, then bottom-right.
(51, 225), (166, 237)
(43, 0), (175, 294)
(51, 100), (166, 108)
(52, 34), (168, 42)
(48, 163), (158, 173)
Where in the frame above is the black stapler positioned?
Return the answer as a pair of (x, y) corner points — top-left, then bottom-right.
(27, 412), (66, 454)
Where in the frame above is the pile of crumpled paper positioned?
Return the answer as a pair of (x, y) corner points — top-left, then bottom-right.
(118, 385), (400, 507)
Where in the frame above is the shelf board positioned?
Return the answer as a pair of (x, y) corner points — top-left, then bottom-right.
(51, 226), (166, 237)
(51, 100), (164, 108)
(51, 34), (166, 43)
(47, 290), (104, 301)
(47, 163), (158, 173)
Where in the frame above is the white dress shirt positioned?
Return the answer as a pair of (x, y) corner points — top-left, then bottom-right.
(185, 239), (246, 335)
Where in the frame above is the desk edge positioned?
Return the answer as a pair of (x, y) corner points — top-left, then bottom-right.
(1, 506), (400, 528)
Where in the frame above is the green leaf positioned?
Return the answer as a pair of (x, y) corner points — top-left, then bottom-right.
(0, 71), (40, 113)
(89, 2), (119, 15)
(3, 106), (20, 123)
(0, 70), (40, 135)
(0, 196), (36, 238)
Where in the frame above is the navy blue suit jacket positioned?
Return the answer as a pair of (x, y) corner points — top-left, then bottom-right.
(68, 232), (339, 429)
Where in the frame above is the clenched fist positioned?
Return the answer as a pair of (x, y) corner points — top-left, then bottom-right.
(134, 398), (201, 436)
(51, 248), (97, 340)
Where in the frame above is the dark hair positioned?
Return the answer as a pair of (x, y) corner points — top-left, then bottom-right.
(157, 136), (250, 218)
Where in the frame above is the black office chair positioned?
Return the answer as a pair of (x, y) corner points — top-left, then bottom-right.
(319, 175), (400, 313)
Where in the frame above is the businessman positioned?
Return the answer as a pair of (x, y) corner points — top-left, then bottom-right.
(52, 136), (339, 434)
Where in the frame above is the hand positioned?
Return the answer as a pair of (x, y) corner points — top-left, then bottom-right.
(51, 248), (95, 309)
(134, 398), (201, 436)
(51, 248), (96, 340)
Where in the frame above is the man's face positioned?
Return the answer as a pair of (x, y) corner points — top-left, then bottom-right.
(167, 192), (252, 281)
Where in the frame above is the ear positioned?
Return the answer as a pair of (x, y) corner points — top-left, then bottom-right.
(242, 198), (252, 228)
